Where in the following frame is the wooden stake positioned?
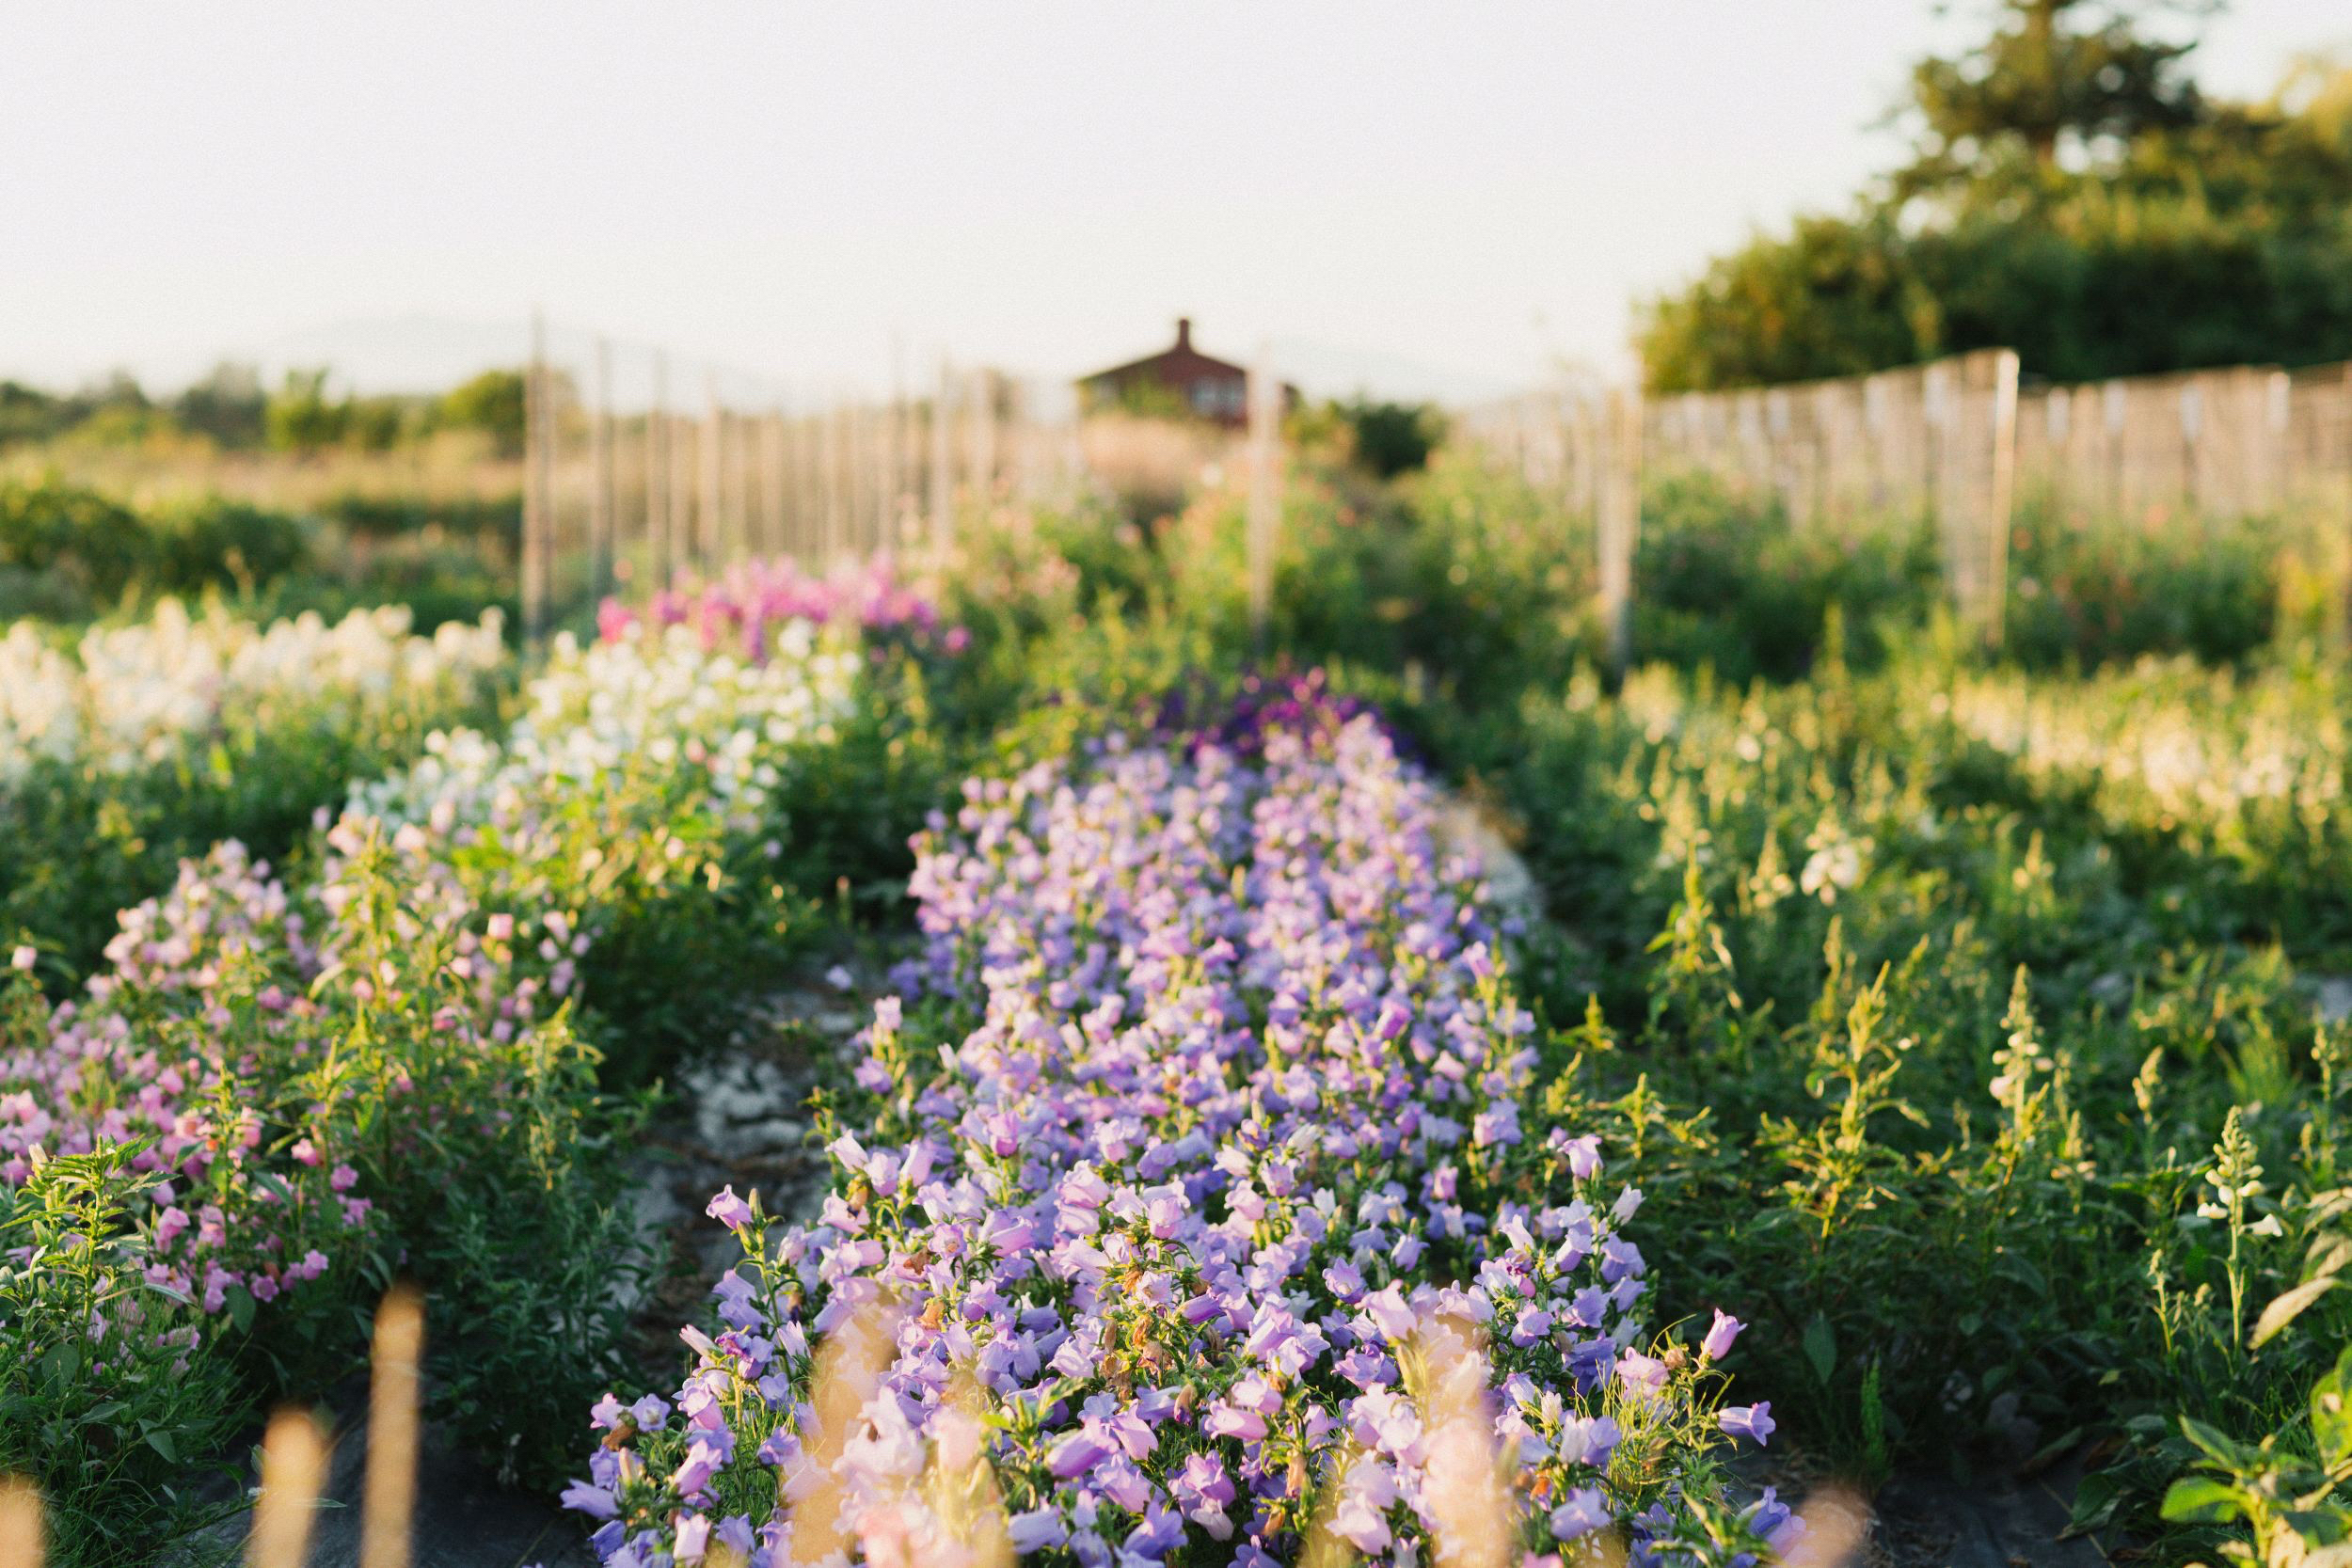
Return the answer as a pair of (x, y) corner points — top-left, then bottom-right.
(765, 407), (788, 562)
(1985, 348), (2019, 650)
(930, 358), (955, 559)
(248, 1409), (328, 1568)
(360, 1286), (424, 1568)
(649, 353), (672, 591)
(0, 1477), (40, 1568)
(970, 369), (996, 508)
(589, 339), (614, 604)
(1598, 386), (1643, 683)
(703, 379), (724, 575)
(522, 314), (552, 643)
(1245, 348), (1280, 646)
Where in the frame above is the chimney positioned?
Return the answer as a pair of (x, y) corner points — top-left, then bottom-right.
(1175, 317), (1192, 351)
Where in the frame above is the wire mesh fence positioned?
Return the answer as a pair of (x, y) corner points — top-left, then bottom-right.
(518, 321), (1089, 640)
(1466, 351), (2352, 665)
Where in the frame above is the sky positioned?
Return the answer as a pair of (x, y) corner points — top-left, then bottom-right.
(4, 1), (2344, 404)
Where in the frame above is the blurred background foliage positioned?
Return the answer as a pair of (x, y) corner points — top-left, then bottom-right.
(1638, 0), (2352, 389)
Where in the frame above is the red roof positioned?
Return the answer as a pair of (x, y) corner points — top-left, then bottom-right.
(1082, 318), (1248, 387)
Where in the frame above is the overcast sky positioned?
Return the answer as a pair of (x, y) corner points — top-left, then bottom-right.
(4, 2), (2344, 402)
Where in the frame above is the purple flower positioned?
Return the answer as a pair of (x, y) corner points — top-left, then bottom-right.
(1203, 1404), (1269, 1442)
(1560, 1132), (1603, 1180)
(671, 1437), (726, 1497)
(704, 1186), (755, 1229)
(1007, 1507), (1068, 1552)
(1045, 1427), (1114, 1480)
(1720, 1402), (1776, 1446)
(1550, 1486), (1611, 1540)
(1701, 1308), (1744, 1361)
(1558, 1414), (1621, 1468)
(559, 1481), (618, 1520)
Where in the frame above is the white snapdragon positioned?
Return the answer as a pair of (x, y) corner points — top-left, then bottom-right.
(0, 600), (508, 785)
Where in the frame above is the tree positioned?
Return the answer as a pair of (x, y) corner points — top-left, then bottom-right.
(437, 369), (527, 457)
(1894, 0), (2212, 201)
(172, 362), (266, 449)
(1639, 214), (1940, 391)
(1334, 399), (1449, 479)
(1637, 6), (2352, 389)
(0, 383), (70, 449)
(265, 368), (348, 452)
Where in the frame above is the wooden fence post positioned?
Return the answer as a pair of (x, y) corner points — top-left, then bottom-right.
(1986, 347), (2019, 650)
(589, 338), (614, 606)
(970, 369), (997, 508)
(763, 407), (787, 563)
(2342, 362), (2352, 649)
(1598, 387), (1642, 683)
(701, 379), (723, 576)
(1246, 348), (1281, 646)
(648, 353), (672, 591)
(930, 358), (955, 558)
(522, 313), (551, 643)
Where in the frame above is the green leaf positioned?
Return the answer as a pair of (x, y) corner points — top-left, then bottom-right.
(225, 1283), (256, 1335)
(2308, 1233), (2352, 1280)
(2159, 1476), (2242, 1524)
(145, 1426), (179, 1463)
(2179, 1415), (2251, 1466)
(2252, 1276), (2340, 1348)
(1804, 1315), (1837, 1386)
(2064, 1471), (2122, 1535)
(2315, 1345), (2352, 1468)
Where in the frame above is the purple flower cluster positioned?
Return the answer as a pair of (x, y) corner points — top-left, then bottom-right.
(599, 556), (965, 664)
(569, 706), (1772, 1565)
(1149, 668), (1391, 765)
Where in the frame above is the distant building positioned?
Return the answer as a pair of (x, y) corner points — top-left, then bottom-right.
(1077, 318), (1293, 428)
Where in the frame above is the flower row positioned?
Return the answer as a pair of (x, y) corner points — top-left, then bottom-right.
(0, 599), (508, 786)
(597, 557), (961, 665)
(572, 697), (1784, 1566)
(0, 603), (891, 1560)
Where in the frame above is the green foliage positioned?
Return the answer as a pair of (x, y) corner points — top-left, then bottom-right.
(0, 479), (151, 612)
(437, 369), (528, 457)
(265, 367), (348, 452)
(1895, 0), (2207, 191)
(1628, 475), (1939, 682)
(0, 480), (312, 614)
(169, 362), (267, 450)
(0, 1138), (245, 1567)
(304, 835), (657, 1484)
(1639, 213), (1942, 391)
(1639, 6), (2352, 388)
(0, 380), (74, 449)
(2156, 1348), (2352, 1565)
(1334, 397), (1448, 479)
(2003, 488), (2281, 667)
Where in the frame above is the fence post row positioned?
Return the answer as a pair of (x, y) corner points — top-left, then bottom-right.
(1477, 346), (2352, 658)
(511, 324), (1086, 627)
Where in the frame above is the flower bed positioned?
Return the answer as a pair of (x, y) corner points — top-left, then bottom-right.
(573, 699), (1782, 1566)
(0, 599), (506, 784)
(598, 558), (961, 664)
(0, 610), (885, 1564)
(0, 600), (512, 980)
